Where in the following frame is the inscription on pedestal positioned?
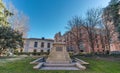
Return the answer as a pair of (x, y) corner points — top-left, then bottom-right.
(56, 47), (62, 51)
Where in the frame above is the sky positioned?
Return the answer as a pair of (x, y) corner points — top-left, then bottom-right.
(5, 0), (111, 39)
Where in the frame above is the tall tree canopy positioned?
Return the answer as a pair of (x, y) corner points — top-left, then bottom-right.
(0, 0), (13, 27)
(109, 0), (119, 5)
(0, 26), (23, 55)
(7, 2), (29, 38)
(0, 0), (23, 56)
(103, 0), (120, 39)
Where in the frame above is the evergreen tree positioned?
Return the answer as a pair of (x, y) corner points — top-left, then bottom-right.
(109, 0), (119, 5)
(103, 0), (120, 39)
(0, 26), (23, 56)
(0, 0), (13, 27)
(0, 0), (23, 56)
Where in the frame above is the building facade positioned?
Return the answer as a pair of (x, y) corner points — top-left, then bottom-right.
(22, 38), (54, 52)
(54, 28), (120, 54)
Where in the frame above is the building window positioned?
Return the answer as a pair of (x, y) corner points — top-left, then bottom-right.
(95, 35), (97, 38)
(80, 32), (82, 37)
(102, 45), (104, 48)
(47, 49), (50, 53)
(97, 44), (99, 48)
(41, 42), (44, 48)
(20, 49), (23, 53)
(96, 39), (98, 43)
(33, 49), (37, 52)
(47, 43), (50, 48)
(34, 42), (38, 47)
(80, 50), (84, 52)
(41, 50), (43, 53)
(103, 50), (105, 52)
(33, 49), (37, 55)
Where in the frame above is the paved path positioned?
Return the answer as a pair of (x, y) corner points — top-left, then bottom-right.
(41, 67), (80, 70)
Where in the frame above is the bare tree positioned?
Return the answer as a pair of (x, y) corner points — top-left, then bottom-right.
(66, 16), (85, 54)
(7, 2), (29, 38)
(84, 8), (102, 54)
(99, 29), (106, 53)
(102, 10), (117, 53)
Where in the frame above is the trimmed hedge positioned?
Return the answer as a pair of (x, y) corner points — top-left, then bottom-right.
(14, 52), (49, 56)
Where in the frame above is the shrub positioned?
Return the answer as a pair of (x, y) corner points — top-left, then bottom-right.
(14, 52), (49, 56)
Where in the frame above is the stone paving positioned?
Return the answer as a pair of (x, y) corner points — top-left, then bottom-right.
(41, 67), (80, 70)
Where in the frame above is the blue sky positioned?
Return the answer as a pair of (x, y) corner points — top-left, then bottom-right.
(5, 0), (110, 39)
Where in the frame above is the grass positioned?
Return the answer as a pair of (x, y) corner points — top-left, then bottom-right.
(0, 56), (120, 73)
(78, 56), (120, 73)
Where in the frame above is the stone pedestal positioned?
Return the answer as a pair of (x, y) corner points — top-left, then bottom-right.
(46, 42), (72, 64)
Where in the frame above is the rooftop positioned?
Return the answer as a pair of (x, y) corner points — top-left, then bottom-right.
(23, 38), (54, 41)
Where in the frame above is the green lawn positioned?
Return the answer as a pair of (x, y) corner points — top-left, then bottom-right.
(0, 56), (120, 73)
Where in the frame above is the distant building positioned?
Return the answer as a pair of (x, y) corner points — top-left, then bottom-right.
(20, 38), (54, 52)
(54, 27), (120, 54)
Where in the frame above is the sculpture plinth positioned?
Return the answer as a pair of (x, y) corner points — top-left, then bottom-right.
(46, 42), (72, 64)
(31, 42), (87, 70)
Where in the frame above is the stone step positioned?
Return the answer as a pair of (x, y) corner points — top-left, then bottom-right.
(30, 57), (43, 64)
(33, 63), (44, 69)
(44, 63), (76, 67)
(41, 67), (80, 70)
(75, 58), (89, 65)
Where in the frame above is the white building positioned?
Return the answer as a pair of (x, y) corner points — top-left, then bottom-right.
(23, 38), (54, 52)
